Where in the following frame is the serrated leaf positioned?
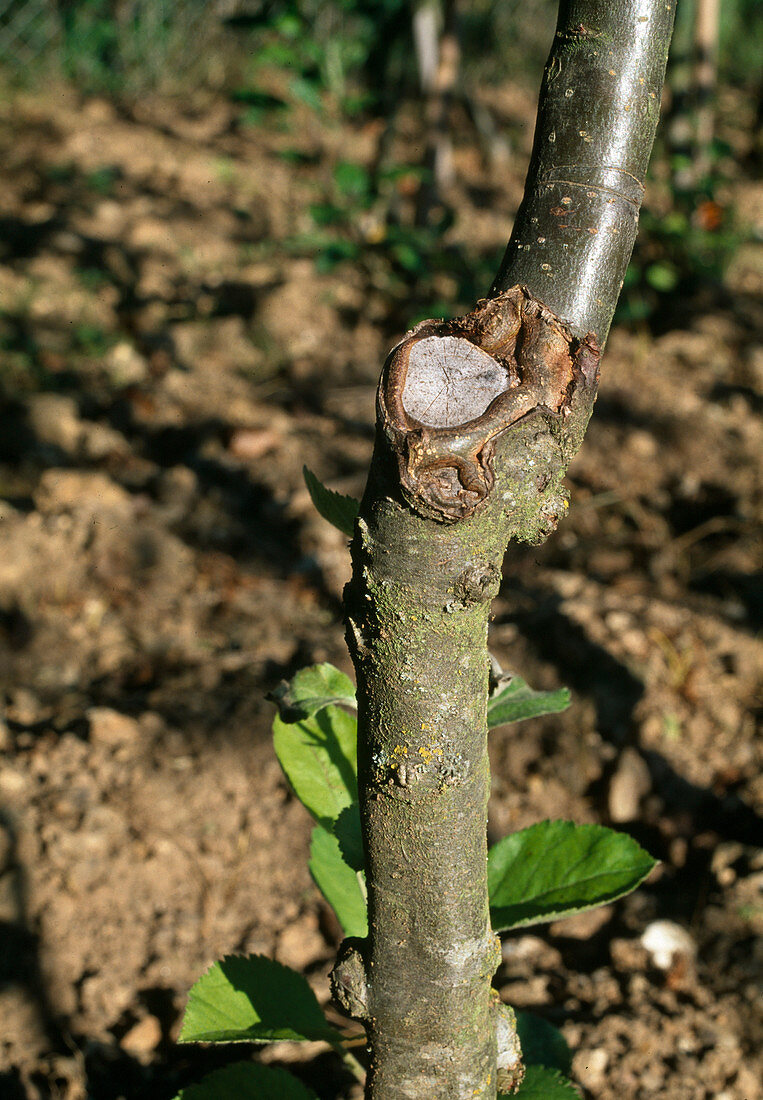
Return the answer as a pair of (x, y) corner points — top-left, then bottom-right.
(309, 825), (368, 938)
(179, 955), (341, 1044)
(174, 1062), (319, 1100)
(505, 1065), (580, 1098)
(273, 705), (358, 828)
(303, 466), (359, 537)
(488, 676), (570, 728)
(515, 1012), (571, 1073)
(489, 820), (657, 931)
(268, 663), (356, 722)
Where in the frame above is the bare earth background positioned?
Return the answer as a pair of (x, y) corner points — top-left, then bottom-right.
(0, 81), (761, 1100)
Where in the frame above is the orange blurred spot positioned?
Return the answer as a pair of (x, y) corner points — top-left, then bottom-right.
(695, 200), (723, 231)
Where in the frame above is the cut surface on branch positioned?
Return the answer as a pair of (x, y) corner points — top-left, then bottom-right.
(401, 336), (512, 428)
(379, 286), (599, 522)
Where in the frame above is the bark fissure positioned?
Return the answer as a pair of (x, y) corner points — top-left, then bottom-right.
(332, 2), (676, 1097)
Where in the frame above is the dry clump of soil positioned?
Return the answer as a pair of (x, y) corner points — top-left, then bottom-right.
(0, 86), (761, 1100)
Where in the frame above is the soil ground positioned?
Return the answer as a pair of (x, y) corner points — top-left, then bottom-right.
(0, 80), (761, 1100)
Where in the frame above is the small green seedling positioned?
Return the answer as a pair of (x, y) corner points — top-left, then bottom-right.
(174, 473), (656, 1099)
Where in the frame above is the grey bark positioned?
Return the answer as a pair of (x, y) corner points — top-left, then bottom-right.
(492, 0), (676, 343)
(331, 2), (675, 1097)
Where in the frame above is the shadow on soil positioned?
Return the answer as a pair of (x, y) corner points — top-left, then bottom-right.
(504, 587), (762, 848)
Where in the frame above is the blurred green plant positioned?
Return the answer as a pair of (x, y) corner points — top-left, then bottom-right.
(60, 0), (118, 89)
(1, 0), (760, 119)
(716, 0), (762, 94)
(614, 0), (756, 324)
(72, 323), (113, 356)
(52, 0), (222, 94)
(85, 165), (120, 195)
(75, 267), (111, 292)
(289, 155), (501, 322)
(617, 141), (743, 324)
(228, 0), (411, 117)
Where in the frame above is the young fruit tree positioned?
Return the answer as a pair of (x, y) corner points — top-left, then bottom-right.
(175, 1), (676, 1097)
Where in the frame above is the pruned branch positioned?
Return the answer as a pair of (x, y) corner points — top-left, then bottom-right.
(378, 287), (599, 523)
(334, 3), (676, 1097)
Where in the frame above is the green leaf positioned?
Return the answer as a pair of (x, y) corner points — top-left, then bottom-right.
(488, 820), (657, 931)
(268, 662), (356, 722)
(392, 241), (422, 273)
(290, 76), (323, 111)
(273, 705), (358, 828)
(174, 1062), (319, 1100)
(505, 1065), (580, 1098)
(334, 802), (364, 871)
(515, 1012), (571, 1073)
(179, 955), (341, 1044)
(309, 825), (368, 938)
(488, 675), (570, 728)
(333, 160), (370, 201)
(314, 240), (361, 272)
(310, 202), (346, 227)
(303, 466), (359, 537)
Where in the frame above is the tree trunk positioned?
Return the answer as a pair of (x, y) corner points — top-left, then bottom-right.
(331, 3), (675, 1097)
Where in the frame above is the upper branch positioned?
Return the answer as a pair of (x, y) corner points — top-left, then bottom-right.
(491, 0), (676, 344)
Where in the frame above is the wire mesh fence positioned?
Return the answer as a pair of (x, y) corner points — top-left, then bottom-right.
(0, 0), (235, 91)
(0, 0), (61, 66)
